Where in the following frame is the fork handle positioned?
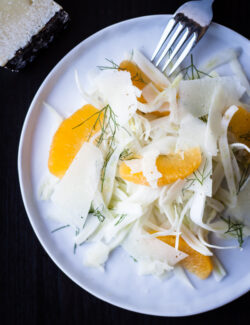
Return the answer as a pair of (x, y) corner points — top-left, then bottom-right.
(201, 0), (215, 4)
(200, 0), (215, 11)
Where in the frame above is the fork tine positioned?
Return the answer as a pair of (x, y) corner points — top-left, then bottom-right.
(161, 28), (190, 72)
(155, 23), (184, 67)
(151, 18), (176, 62)
(167, 33), (197, 76)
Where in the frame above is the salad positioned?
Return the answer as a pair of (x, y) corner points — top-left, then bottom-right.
(40, 48), (250, 283)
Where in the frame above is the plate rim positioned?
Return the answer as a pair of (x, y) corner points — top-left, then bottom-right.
(18, 14), (250, 317)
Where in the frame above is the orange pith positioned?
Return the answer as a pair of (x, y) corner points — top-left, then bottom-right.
(229, 106), (250, 148)
(151, 233), (213, 279)
(48, 104), (102, 178)
(119, 147), (202, 186)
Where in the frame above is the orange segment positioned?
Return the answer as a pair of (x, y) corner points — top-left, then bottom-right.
(150, 110), (170, 118)
(119, 60), (170, 116)
(229, 106), (250, 147)
(119, 147), (202, 186)
(119, 60), (150, 90)
(137, 111), (170, 120)
(119, 60), (164, 91)
(154, 234), (213, 279)
(119, 60), (150, 103)
(48, 104), (102, 178)
(119, 161), (147, 185)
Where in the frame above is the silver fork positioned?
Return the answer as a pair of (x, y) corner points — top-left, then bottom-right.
(151, 0), (214, 76)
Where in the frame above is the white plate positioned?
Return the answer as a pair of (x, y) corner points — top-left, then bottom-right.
(18, 15), (250, 316)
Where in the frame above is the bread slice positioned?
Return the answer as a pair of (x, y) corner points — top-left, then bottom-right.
(0, 0), (69, 71)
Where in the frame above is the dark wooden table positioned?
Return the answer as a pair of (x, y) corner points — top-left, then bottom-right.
(1, 0), (249, 324)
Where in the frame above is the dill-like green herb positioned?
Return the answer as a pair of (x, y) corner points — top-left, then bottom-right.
(101, 105), (119, 149)
(97, 55), (146, 84)
(72, 104), (120, 191)
(221, 216), (244, 247)
(119, 148), (135, 161)
(100, 147), (115, 191)
(97, 56), (145, 84)
(89, 205), (94, 213)
(185, 159), (211, 187)
(131, 71), (146, 84)
(121, 126), (131, 136)
(237, 164), (250, 195)
(72, 104), (119, 149)
(115, 214), (126, 226)
(92, 206), (105, 222)
(130, 255), (138, 262)
(239, 132), (250, 142)
(73, 228), (80, 254)
(97, 59), (125, 71)
(199, 115), (208, 123)
(180, 55), (212, 80)
(51, 224), (70, 233)
(129, 49), (134, 61)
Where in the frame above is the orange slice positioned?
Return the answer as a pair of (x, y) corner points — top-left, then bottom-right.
(151, 233), (213, 279)
(120, 60), (171, 118)
(48, 104), (102, 178)
(150, 110), (170, 118)
(119, 60), (150, 91)
(137, 111), (170, 120)
(119, 147), (202, 186)
(229, 106), (250, 147)
(119, 60), (150, 103)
